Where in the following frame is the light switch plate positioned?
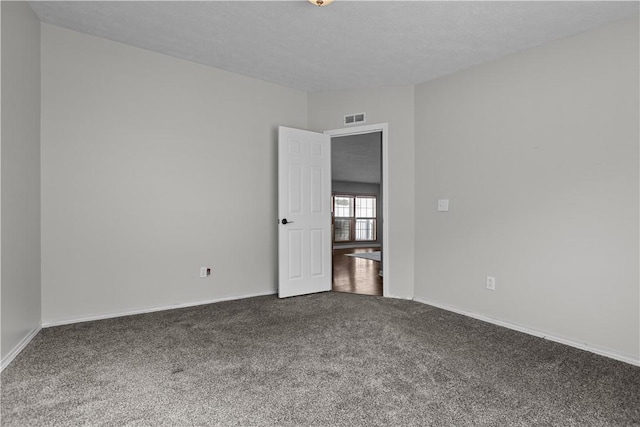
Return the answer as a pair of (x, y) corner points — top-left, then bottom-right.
(437, 199), (449, 212)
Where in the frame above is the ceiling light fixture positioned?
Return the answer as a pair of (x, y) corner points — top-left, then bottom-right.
(308, 0), (334, 6)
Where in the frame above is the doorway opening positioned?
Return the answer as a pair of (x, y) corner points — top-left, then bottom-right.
(325, 124), (388, 297)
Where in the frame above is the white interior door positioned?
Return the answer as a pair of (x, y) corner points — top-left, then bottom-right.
(278, 126), (331, 298)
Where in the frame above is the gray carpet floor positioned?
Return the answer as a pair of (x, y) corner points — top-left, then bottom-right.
(1, 292), (639, 426)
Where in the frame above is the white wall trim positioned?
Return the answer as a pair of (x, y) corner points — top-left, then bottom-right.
(42, 291), (276, 328)
(1, 325), (42, 372)
(413, 296), (640, 367)
(324, 123), (390, 298)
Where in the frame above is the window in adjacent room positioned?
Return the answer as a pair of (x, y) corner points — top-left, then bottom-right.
(332, 194), (377, 243)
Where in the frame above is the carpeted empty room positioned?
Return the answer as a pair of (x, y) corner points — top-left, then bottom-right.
(3, 1), (639, 426)
(2, 293), (639, 426)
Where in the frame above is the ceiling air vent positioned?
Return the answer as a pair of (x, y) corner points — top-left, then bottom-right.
(344, 112), (366, 126)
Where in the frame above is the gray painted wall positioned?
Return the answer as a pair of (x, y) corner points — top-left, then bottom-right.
(40, 25), (307, 324)
(1, 2), (42, 362)
(414, 16), (639, 362)
(309, 86), (415, 300)
(332, 132), (382, 184)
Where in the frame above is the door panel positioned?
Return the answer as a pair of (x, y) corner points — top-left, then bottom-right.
(310, 228), (325, 277)
(278, 126), (331, 298)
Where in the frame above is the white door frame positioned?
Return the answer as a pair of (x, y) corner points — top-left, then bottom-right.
(324, 123), (390, 298)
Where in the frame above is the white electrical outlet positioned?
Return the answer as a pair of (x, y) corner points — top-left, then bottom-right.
(486, 276), (496, 291)
(200, 267), (207, 278)
(437, 199), (450, 212)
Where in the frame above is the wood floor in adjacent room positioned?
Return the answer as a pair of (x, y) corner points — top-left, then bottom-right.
(332, 247), (382, 296)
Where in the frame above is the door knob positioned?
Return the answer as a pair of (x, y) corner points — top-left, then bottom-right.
(281, 218), (294, 225)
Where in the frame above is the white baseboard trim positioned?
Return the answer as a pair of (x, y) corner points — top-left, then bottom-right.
(42, 291), (277, 328)
(386, 294), (413, 300)
(1, 325), (42, 372)
(413, 296), (640, 367)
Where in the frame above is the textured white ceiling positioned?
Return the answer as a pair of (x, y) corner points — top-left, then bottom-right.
(29, 1), (639, 92)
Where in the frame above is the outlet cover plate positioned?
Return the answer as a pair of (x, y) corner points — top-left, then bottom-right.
(486, 276), (496, 291)
(438, 199), (449, 212)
